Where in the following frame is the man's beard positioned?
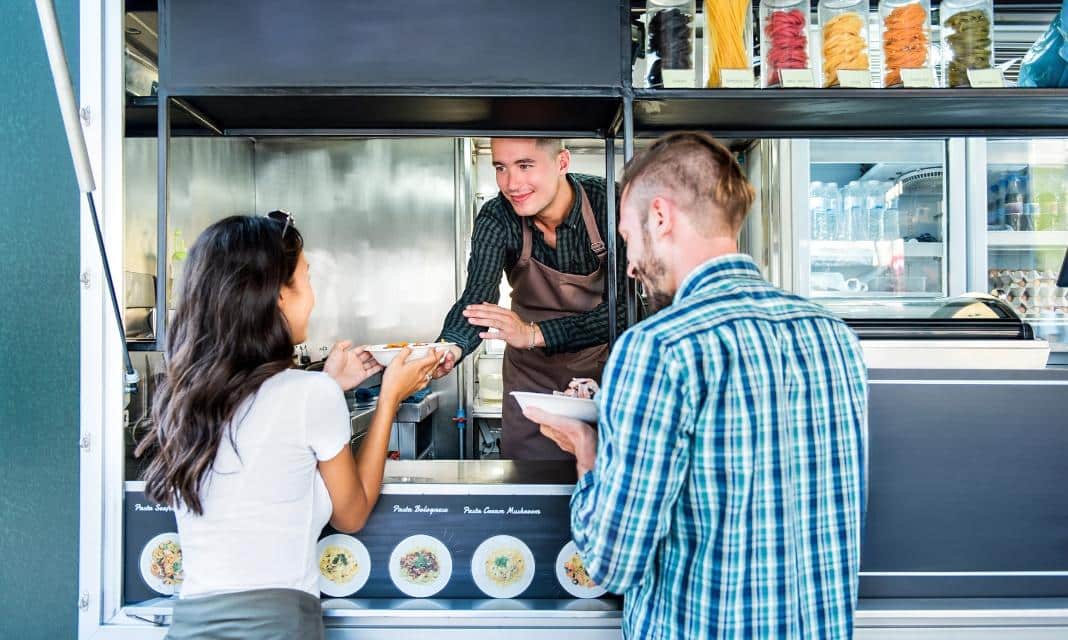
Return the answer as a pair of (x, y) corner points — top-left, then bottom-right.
(633, 251), (674, 313)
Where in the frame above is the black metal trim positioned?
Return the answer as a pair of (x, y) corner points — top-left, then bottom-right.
(155, 91), (170, 352)
(606, 136), (619, 348)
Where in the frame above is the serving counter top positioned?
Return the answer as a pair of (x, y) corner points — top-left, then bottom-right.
(382, 460), (577, 486)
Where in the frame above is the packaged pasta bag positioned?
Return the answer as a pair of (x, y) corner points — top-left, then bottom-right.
(940, 0), (994, 88)
(818, 0), (871, 88)
(1019, 0), (1068, 88)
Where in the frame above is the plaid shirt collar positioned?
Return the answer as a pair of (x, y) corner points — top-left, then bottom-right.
(675, 253), (764, 304)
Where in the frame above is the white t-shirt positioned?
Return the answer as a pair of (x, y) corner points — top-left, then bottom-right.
(175, 369), (350, 598)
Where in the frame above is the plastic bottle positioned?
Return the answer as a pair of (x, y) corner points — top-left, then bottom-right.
(824, 182), (843, 240)
(863, 180), (885, 241)
(843, 181), (862, 241)
(882, 184), (901, 240)
(810, 181), (827, 240)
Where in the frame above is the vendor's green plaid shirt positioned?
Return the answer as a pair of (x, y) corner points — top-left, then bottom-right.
(572, 254), (868, 639)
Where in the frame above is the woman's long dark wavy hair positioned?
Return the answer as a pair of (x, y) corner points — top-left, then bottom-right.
(136, 215), (304, 514)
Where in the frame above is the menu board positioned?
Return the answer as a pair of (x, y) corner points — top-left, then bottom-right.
(124, 486), (609, 604)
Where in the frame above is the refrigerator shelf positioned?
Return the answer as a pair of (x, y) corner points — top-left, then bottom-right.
(987, 231), (1068, 248)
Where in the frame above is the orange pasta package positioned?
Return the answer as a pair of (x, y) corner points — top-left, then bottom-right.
(704, 0), (754, 88)
(818, 0), (872, 88)
(759, 0), (813, 88)
(879, 0), (932, 87)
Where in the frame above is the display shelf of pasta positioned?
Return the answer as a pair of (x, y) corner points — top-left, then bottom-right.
(879, 0), (933, 88)
(704, 0), (754, 88)
(646, 0), (698, 88)
(760, 0), (814, 88)
(818, 0), (873, 88)
(940, 0), (995, 88)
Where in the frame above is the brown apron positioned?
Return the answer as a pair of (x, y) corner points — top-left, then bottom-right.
(502, 185), (609, 460)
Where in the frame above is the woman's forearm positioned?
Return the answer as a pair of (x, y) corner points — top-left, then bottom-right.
(352, 391), (402, 510)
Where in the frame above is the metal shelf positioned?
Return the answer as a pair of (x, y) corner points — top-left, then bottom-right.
(160, 88), (624, 137)
(125, 96), (218, 137)
(988, 231), (1068, 247)
(632, 89), (1068, 138)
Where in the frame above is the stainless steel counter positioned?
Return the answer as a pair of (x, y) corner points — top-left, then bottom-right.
(382, 460), (577, 486)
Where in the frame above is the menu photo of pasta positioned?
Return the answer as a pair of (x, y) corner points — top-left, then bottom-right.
(139, 532), (184, 596)
(555, 540), (607, 599)
(388, 534), (453, 598)
(316, 534), (372, 597)
(471, 535), (536, 599)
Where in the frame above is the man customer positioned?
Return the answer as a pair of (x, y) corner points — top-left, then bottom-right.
(526, 132), (868, 639)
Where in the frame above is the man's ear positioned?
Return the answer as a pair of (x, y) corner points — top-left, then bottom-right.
(558, 149), (571, 175)
(649, 196), (675, 240)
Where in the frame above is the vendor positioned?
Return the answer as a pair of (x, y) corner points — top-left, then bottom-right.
(433, 138), (625, 460)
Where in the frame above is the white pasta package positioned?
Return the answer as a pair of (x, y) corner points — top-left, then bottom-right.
(554, 377), (600, 400)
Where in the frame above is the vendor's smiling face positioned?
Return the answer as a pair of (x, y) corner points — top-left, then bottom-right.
(491, 138), (569, 217)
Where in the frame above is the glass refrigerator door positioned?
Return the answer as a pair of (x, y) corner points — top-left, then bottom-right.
(981, 139), (1068, 350)
(803, 140), (948, 301)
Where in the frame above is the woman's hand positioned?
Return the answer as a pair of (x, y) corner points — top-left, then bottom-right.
(379, 347), (443, 405)
(323, 340), (383, 391)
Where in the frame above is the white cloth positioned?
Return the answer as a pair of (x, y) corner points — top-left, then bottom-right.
(176, 369), (350, 598)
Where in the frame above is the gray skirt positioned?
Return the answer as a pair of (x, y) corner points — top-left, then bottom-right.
(167, 588), (324, 640)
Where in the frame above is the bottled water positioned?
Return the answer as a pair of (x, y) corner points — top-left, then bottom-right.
(809, 181), (827, 240)
(882, 181), (900, 240)
(823, 182), (842, 240)
(863, 180), (885, 242)
(843, 181), (862, 241)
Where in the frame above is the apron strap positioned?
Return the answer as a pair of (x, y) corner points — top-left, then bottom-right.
(520, 217), (533, 262)
(578, 185), (607, 259)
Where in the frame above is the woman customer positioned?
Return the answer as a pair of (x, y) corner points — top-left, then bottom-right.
(135, 212), (442, 639)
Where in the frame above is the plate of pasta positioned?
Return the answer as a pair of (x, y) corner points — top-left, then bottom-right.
(139, 532), (184, 596)
(389, 535), (452, 598)
(555, 540), (606, 599)
(471, 535), (535, 599)
(317, 534), (371, 597)
(365, 342), (455, 366)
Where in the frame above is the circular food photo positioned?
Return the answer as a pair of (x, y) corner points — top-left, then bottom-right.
(555, 541), (606, 599)
(139, 532), (184, 596)
(471, 535), (535, 599)
(316, 534), (371, 597)
(389, 534), (452, 598)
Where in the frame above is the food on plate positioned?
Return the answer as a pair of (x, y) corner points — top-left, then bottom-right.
(398, 548), (440, 584)
(563, 552), (596, 589)
(319, 545), (358, 584)
(385, 342), (410, 349)
(149, 539), (184, 586)
(555, 378), (600, 400)
(484, 548), (526, 587)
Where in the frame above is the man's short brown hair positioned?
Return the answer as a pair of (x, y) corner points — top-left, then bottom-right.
(535, 138), (566, 156)
(620, 132), (755, 235)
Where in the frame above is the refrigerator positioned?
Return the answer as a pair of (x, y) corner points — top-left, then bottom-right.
(753, 137), (1067, 361)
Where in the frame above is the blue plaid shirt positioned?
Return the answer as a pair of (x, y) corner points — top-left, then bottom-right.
(571, 254), (867, 640)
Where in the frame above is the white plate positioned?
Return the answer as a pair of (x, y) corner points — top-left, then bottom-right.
(139, 532), (184, 596)
(471, 535), (535, 599)
(511, 392), (598, 424)
(365, 342), (455, 367)
(389, 535), (452, 598)
(317, 534), (371, 597)
(555, 541), (606, 599)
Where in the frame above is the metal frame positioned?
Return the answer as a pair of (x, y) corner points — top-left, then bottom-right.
(82, 1), (1068, 637)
